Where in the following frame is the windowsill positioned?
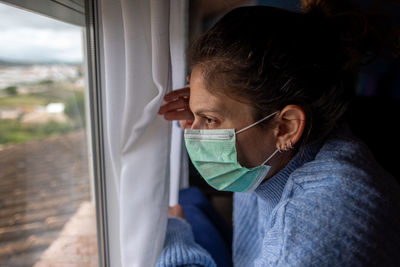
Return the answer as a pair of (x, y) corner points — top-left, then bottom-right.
(34, 201), (99, 266)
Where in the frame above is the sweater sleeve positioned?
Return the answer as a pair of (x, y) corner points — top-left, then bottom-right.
(156, 217), (217, 267)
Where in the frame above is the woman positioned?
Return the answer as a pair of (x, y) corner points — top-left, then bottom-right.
(157, 1), (400, 266)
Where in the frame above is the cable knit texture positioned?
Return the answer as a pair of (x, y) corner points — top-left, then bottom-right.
(157, 217), (217, 267)
(157, 124), (400, 266)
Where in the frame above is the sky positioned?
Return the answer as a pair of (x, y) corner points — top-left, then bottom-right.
(0, 3), (83, 63)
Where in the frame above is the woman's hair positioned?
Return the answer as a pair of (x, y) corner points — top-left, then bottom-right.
(188, 0), (399, 150)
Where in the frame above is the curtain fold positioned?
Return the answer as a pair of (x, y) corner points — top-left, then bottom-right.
(169, 0), (189, 206)
(100, 0), (187, 265)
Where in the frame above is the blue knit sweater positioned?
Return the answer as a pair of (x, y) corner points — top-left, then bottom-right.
(157, 125), (400, 266)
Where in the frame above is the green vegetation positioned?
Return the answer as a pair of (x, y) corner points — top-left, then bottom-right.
(38, 79), (54, 85)
(0, 94), (45, 107)
(30, 83), (82, 103)
(0, 120), (76, 145)
(0, 80), (86, 145)
(0, 80), (84, 107)
(5, 86), (18, 96)
(64, 91), (86, 127)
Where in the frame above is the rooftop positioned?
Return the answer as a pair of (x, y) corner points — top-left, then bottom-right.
(0, 131), (98, 266)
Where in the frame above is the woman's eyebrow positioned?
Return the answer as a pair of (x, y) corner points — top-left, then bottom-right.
(194, 109), (223, 116)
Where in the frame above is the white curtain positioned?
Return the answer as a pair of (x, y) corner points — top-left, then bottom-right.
(169, 1), (189, 206)
(99, 0), (188, 266)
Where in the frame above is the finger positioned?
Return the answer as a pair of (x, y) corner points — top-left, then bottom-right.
(164, 87), (190, 101)
(158, 97), (189, 115)
(168, 204), (185, 218)
(169, 204), (182, 211)
(163, 109), (194, 122)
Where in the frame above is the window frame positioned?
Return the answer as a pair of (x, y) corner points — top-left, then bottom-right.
(0, 0), (109, 266)
(1, 0), (85, 26)
(85, 0), (109, 266)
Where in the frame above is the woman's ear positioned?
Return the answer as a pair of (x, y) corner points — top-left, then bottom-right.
(274, 105), (305, 151)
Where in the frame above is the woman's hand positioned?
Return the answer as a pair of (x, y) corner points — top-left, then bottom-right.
(168, 204), (185, 219)
(158, 82), (194, 129)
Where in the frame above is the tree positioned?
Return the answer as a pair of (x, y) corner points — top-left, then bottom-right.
(64, 91), (86, 128)
(5, 86), (17, 96)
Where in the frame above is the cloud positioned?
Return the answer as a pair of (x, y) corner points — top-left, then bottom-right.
(0, 3), (83, 63)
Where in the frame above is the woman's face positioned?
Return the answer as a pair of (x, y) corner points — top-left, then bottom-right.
(189, 66), (278, 168)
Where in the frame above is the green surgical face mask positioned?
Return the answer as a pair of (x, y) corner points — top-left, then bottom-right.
(184, 111), (279, 192)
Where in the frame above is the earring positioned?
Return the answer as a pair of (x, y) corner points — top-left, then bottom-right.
(289, 140), (294, 150)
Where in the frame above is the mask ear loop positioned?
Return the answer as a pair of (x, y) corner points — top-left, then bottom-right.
(260, 148), (280, 166)
(235, 111), (279, 135)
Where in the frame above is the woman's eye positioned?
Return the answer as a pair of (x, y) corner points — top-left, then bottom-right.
(205, 117), (216, 124)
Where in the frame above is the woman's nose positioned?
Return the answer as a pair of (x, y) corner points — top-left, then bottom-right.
(190, 120), (200, 130)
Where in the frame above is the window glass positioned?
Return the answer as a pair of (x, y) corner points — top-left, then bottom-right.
(0, 2), (99, 266)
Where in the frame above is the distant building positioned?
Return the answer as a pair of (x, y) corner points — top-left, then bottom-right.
(0, 64), (82, 89)
(21, 104), (69, 124)
(46, 103), (65, 113)
(0, 108), (22, 120)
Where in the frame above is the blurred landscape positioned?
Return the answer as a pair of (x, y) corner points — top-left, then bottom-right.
(0, 3), (99, 265)
(0, 59), (99, 266)
(0, 59), (85, 147)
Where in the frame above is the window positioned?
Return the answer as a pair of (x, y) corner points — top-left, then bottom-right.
(0, 1), (106, 265)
